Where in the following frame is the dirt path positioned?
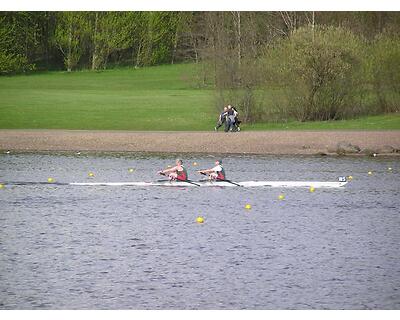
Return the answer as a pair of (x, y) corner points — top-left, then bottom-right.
(1, 130), (399, 155)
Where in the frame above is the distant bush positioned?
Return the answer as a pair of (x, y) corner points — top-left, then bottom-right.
(368, 33), (400, 113)
(263, 26), (366, 121)
(0, 51), (35, 75)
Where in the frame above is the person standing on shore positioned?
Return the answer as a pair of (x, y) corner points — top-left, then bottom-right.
(215, 106), (228, 131)
(158, 159), (188, 181)
(226, 105), (237, 132)
(231, 105), (241, 131)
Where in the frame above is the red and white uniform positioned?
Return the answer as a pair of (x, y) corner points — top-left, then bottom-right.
(209, 164), (225, 180)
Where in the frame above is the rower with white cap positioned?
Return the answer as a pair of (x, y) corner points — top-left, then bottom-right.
(197, 159), (226, 181)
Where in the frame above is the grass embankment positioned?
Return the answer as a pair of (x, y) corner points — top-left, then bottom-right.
(0, 64), (215, 131)
(0, 63), (399, 131)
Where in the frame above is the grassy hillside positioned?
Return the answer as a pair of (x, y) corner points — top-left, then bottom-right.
(0, 64), (399, 131)
(0, 64), (215, 131)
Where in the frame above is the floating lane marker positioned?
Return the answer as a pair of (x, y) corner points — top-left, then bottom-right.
(0, 183), (4, 189)
(278, 194), (285, 200)
(348, 175), (353, 180)
(193, 162), (198, 166)
(388, 167), (392, 171)
(368, 171), (373, 175)
(47, 177), (54, 183)
(245, 204), (252, 210)
(128, 168), (134, 173)
(309, 186), (315, 193)
(88, 172), (95, 177)
(196, 216), (204, 224)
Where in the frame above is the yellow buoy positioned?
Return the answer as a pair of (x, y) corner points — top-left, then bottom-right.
(245, 204), (252, 210)
(0, 183), (4, 189)
(348, 175), (353, 180)
(196, 216), (204, 224)
(278, 194), (285, 200)
(128, 168), (134, 173)
(193, 162), (198, 166)
(167, 165), (171, 168)
(47, 177), (54, 183)
(368, 171), (373, 175)
(309, 186), (315, 193)
(88, 172), (95, 177)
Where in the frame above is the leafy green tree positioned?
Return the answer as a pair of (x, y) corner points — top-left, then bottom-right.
(368, 33), (400, 113)
(137, 12), (184, 66)
(264, 26), (365, 121)
(0, 12), (36, 74)
(90, 12), (133, 70)
(54, 12), (89, 72)
(0, 51), (34, 75)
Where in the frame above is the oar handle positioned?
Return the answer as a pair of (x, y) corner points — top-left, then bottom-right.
(159, 171), (200, 186)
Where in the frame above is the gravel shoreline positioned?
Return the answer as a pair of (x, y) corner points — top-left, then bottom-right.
(1, 129), (400, 156)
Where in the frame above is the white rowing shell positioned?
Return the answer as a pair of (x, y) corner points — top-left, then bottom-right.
(69, 181), (348, 188)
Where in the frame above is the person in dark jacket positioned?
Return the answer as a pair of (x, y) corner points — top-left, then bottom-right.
(215, 106), (228, 131)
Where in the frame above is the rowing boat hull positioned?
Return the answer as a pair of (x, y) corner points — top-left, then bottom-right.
(69, 181), (348, 188)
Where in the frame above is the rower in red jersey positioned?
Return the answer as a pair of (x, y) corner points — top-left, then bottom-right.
(158, 159), (188, 181)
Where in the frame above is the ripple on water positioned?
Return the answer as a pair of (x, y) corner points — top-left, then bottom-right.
(0, 153), (399, 309)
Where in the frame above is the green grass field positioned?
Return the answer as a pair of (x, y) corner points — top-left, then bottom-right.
(0, 63), (399, 131)
(248, 114), (400, 130)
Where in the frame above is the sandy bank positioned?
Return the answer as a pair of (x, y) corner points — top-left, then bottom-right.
(1, 130), (399, 156)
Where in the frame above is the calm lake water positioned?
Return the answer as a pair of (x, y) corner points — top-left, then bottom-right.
(0, 152), (399, 309)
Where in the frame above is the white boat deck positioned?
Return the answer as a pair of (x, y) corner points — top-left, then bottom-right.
(69, 180), (348, 188)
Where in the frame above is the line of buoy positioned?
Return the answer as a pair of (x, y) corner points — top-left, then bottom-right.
(197, 186), (325, 223)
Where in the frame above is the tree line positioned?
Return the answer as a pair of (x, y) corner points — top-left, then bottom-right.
(0, 12), (186, 72)
(1, 11), (399, 121)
